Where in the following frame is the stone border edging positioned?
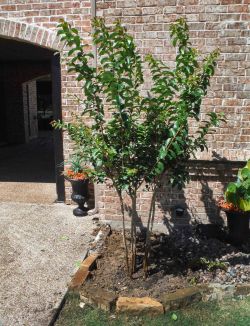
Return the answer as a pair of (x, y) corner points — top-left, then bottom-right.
(68, 253), (100, 290)
(79, 283), (250, 316)
(67, 224), (111, 290)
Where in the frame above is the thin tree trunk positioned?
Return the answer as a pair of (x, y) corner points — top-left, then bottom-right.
(130, 193), (137, 276)
(117, 190), (130, 275)
(143, 188), (157, 278)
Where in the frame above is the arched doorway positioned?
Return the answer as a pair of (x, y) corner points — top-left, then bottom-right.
(0, 21), (64, 203)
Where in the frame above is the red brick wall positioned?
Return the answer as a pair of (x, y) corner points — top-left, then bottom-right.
(96, 0), (250, 162)
(0, 1), (91, 31)
(97, 161), (245, 226)
(0, 0), (249, 225)
(95, 0), (250, 225)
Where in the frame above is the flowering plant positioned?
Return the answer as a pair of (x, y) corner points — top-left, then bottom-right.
(217, 197), (240, 212)
(218, 160), (250, 212)
(65, 169), (89, 180)
(63, 154), (92, 180)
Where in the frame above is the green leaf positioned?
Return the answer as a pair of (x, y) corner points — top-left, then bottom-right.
(239, 167), (250, 181)
(225, 182), (238, 206)
(226, 182), (237, 193)
(171, 313), (178, 321)
(239, 198), (250, 212)
(71, 28), (79, 35)
(172, 142), (181, 154)
(74, 260), (82, 268)
(59, 235), (69, 241)
(159, 148), (167, 159)
(101, 71), (114, 82)
(155, 161), (165, 175)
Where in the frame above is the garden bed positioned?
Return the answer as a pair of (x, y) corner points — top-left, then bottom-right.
(82, 227), (249, 300)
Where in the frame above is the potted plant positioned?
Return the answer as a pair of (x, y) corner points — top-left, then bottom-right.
(218, 160), (250, 245)
(64, 154), (91, 217)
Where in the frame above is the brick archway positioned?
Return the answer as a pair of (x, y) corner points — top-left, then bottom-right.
(0, 17), (62, 51)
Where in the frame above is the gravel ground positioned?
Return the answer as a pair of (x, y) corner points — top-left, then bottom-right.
(0, 202), (94, 326)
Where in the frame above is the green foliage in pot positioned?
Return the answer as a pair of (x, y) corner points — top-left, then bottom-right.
(63, 153), (93, 180)
(225, 160), (250, 212)
(53, 17), (224, 277)
(67, 153), (85, 174)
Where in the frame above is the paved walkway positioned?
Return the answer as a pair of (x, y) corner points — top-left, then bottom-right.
(0, 202), (94, 326)
(0, 182), (57, 204)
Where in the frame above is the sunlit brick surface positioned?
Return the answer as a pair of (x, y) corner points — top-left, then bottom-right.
(0, 0), (249, 223)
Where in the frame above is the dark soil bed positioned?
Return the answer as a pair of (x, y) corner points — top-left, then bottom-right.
(83, 227), (250, 299)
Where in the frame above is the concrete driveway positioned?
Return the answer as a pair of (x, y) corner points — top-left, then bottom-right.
(0, 202), (94, 326)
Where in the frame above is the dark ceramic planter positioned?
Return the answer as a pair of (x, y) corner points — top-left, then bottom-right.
(224, 210), (250, 245)
(66, 177), (89, 217)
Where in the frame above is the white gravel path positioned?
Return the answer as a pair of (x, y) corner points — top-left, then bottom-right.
(0, 202), (94, 326)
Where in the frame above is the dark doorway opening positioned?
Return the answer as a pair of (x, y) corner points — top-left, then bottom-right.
(0, 38), (64, 203)
(37, 79), (53, 131)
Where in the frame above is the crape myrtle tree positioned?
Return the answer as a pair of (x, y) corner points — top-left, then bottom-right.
(53, 18), (224, 278)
